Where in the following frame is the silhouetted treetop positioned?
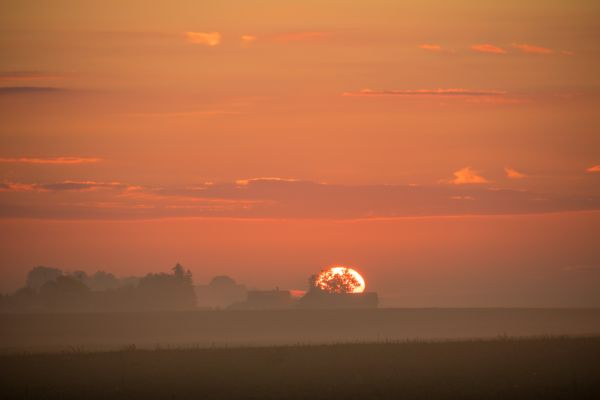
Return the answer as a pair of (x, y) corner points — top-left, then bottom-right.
(26, 266), (62, 290)
(314, 268), (361, 294)
(137, 264), (196, 310)
(209, 276), (237, 287)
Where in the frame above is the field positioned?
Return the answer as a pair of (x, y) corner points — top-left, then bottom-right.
(2, 308), (600, 352)
(1, 336), (599, 399)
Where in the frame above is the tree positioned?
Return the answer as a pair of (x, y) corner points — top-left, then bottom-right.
(71, 270), (89, 282)
(26, 266), (63, 290)
(314, 268), (361, 294)
(39, 275), (91, 310)
(136, 264), (196, 310)
(307, 274), (319, 292)
(89, 271), (120, 291)
(172, 263), (192, 285)
(3, 287), (39, 311)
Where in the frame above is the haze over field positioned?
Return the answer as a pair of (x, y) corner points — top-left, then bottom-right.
(1, 0), (599, 306)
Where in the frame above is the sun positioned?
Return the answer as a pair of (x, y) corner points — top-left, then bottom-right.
(315, 265), (366, 294)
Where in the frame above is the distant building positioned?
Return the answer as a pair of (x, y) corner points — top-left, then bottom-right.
(296, 290), (378, 309)
(229, 288), (292, 309)
(195, 276), (247, 309)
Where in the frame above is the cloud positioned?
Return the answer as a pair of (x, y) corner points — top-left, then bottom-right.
(0, 180), (124, 192)
(38, 181), (124, 191)
(0, 71), (59, 80)
(419, 44), (443, 52)
(0, 157), (101, 165)
(241, 35), (257, 43)
(586, 165), (600, 173)
(0, 86), (66, 95)
(512, 43), (553, 55)
(0, 182), (37, 192)
(1, 178), (599, 220)
(274, 32), (329, 42)
(449, 167), (489, 184)
(185, 31), (221, 46)
(342, 88), (506, 97)
(505, 167), (526, 179)
(127, 109), (241, 118)
(236, 177), (300, 186)
(470, 44), (507, 54)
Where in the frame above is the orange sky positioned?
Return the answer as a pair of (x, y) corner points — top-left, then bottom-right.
(1, 1), (599, 305)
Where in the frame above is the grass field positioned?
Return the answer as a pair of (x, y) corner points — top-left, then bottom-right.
(2, 308), (600, 352)
(1, 336), (599, 399)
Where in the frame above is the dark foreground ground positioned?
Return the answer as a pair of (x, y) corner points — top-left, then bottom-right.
(1, 337), (599, 400)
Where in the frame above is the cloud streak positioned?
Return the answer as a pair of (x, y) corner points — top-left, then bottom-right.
(470, 44), (507, 54)
(512, 43), (553, 55)
(587, 165), (600, 173)
(0, 71), (60, 80)
(274, 32), (329, 42)
(0, 157), (101, 165)
(505, 167), (526, 179)
(1, 178), (598, 220)
(419, 44), (443, 52)
(342, 88), (507, 97)
(0, 180), (125, 192)
(0, 86), (66, 95)
(449, 167), (489, 184)
(241, 34), (257, 44)
(185, 31), (221, 46)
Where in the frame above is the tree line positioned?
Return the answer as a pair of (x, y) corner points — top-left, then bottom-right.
(0, 264), (196, 312)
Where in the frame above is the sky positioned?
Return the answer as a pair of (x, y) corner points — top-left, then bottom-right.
(0, 0), (599, 306)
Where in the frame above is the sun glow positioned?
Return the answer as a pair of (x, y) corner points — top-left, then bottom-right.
(315, 266), (366, 294)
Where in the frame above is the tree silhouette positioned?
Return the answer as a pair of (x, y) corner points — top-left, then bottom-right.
(88, 271), (120, 291)
(39, 275), (91, 310)
(307, 274), (318, 292)
(26, 266), (63, 290)
(315, 268), (361, 294)
(136, 263), (196, 309)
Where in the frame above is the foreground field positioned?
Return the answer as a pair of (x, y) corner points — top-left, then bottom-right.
(2, 308), (600, 351)
(1, 337), (599, 399)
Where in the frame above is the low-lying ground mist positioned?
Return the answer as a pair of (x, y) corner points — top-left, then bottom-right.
(1, 308), (600, 352)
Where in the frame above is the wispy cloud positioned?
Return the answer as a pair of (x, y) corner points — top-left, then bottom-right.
(274, 31), (329, 42)
(241, 34), (257, 43)
(449, 167), (489, 185)
(185, 31), (221, 46)
(418, 44), (443, 52)
(512, 43), (553, 55)
(39, 181), (124, 191)
(235, 177), (300, 186)
(505, 167), (526, 179)
(0, 180), (124, 192)
(470, 44), (507, 54)
(0, 86), (66, 95)
(0, 71), (60, 81)
(1, 178), (599, 219)
(342, 88), (506, 97)
(0, 182), (37, 192)
(0, 156), (101, 165)
(587, 165), (600, 173)
(127, 109), (242, 118)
